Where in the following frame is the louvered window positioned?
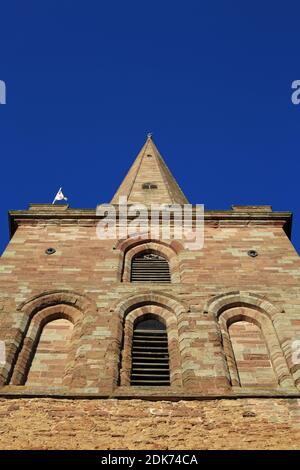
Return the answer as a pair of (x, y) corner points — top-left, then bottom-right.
(131, 252), (171, 282)
(142, 182), (158, 189)
(130, 318), (170, 386)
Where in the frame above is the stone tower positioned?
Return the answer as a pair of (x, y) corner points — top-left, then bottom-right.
(1, 135), (300, 449)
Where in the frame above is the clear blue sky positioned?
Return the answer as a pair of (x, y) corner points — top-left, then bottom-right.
(0, 1), (300, 254)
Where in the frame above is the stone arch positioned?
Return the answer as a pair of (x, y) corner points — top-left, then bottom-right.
(2, 290), (93, 386)
(9, 303), (83, 386)
(115, 236), (184, 255)
(205, 291), (281, 320)
(114, 292), (187, 318)
(116, 238), (182, 282)
(206, 292), (295, 389)
(119, 304), (183, 387)
(17, 289), (96, 316)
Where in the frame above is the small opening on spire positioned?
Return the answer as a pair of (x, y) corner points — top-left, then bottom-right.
(142, 183), (158, 190)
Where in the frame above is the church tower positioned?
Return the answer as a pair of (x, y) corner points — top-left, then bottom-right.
(0, 136), (300, 448)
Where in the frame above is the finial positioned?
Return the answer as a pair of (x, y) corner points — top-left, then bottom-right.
(147, 132), (153, 139)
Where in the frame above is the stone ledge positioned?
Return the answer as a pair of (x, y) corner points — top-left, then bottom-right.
(0, 385), (299, 400)
(29, 203), (69, 211)
(8, 208), (293, 239)
(231, 205), (273, 212)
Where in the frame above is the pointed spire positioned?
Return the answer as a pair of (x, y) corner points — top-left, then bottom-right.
(111, 135), (188, 205)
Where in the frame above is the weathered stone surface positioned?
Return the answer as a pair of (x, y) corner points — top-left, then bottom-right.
(0, 398), (299, 450)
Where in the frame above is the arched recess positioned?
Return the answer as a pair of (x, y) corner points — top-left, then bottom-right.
(9, 304), (82, 386)
(206, 292), (295, 389)
(227, 313), (278, 387)
(2, 290), (94, 386)
(116, 238), (182, 283)
(25, 318), (74, 387)
(113, 293), (186, 388)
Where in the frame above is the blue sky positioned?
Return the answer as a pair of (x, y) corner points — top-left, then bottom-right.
(0, 1), (300, 253)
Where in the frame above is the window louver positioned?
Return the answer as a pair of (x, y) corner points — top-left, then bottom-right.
(131, 252), (171, 282)
(142, 182), (158, 189)
(131, 319), (170, 386)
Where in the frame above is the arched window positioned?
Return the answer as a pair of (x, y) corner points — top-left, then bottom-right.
(24, 318), (74, 387)
(131, 251), (171, 282)
(130, 317), (170, 386)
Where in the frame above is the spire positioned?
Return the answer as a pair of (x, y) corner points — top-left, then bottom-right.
(111, 135), (188, 205)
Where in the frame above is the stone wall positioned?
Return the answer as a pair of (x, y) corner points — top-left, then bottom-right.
(0, 397), (299, 449)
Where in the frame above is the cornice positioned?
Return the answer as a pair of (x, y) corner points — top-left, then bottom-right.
(8, 204), (292, 239)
